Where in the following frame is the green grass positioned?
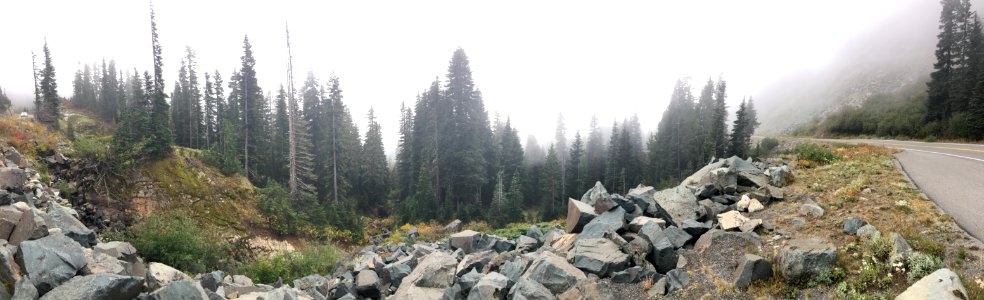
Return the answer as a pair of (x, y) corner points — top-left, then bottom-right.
(492, 222), (558, 239)
(239, 243), (341, 284)
(796, 143), (840, 165)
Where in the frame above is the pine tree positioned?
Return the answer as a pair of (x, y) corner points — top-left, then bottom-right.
(711, 78), (729, 158)
(145, 4), (173, 158)
(729, 99), (751, 158)
(695, 78), (716, 163)
(651, 78), (698, 184)
(360, 108), (389, 211)
(584, 115), (606, 187)
(443, 48), (492, 218)
(541, 145), (562, 218)
(237, 36), (268, 179)
(99, 60), (120, 123)
(604, 122), (621, 191)
(184, 47), (203, 148)
(202, 73), (217, 148)
(272, 86), (290, 184)
(394, 102), (415, 201)
(565, 132), (585, 197)
(38, 41), (60, 129)
(554, 114), (568, 200)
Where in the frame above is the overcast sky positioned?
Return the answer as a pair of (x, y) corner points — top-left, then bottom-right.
(0, 0), (921, 155)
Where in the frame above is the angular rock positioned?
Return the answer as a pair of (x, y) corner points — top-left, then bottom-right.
(0, 205), (23, 240)
(43, 202), (96, 247)
(888, 232), (913, 265)
(710, 167), (738, 195)
(0, 168), (25, 191)
(665, 269), (689, 295)
(456, 250), (495, 277)
(646, 277), (667, 297)
(355, 270), (381, 299)
(767, 165), (792, 187)
(0, 239), (20, 285)
(384, 262), (412, 288)
(576, 206), (625, 240)
(732, 254), (773, 288)
(580, 181), (609, 206)
(610, 266), (649, 284)
(661, 226), (693, 248)
(353, 251), (384, 273)
(747, 199), (764, 213)
(625, 237), (651, 269)
(39, 273), (143, 300)
(625, 185), (655, 212)
(549, 233), (577, 254)
(739, 218), (763, 233)
(521, 252), (586, 295)
(649, 186), (700, 226)
(393, 251), (457, 299)
(842, 217), (867, 235)
(717, 211), (749, 231)
(458, 268), (483, 292)
(799, 200), (824, 218)
(444, 219), (463, 233)
(13, 277), (38, 300)
(468, 272), (509, 300)
(695, 184), (719, 200)
(492, 238), (516, 253)
(147, 262), (192, 291)
(450, 230), (489, 255)
(648, 237), (678, 274)
(526, 225), (544, 242)
(142, 279), (209, 300)
(779, 238), (837, 281)
(82, 248), (125, 275)
(556, 278), (610, 300)
(736, 194), (751, 212)
(499, 256), (530, 287)
(680, 219), (711, 239)
(765, 185), (785, 201)
(565, 199), (598, 234)
(627, 216), (664, 233)
(896, 268), (968, 300)
(517, 235), (539, 252)
(9, 206), (46, 246)
(856, 224), (880, 240)
(571, 238), (630, 277)
(694, 229), (762, 253)
(509, 278), (555, 300)
(15, 233), (86, 294)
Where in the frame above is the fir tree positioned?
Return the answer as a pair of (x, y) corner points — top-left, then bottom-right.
(38, 41), (60, 129)
(565, 132), (585, 197)
(584, 115), (606, 187)
(360, 108), (389, 211)
(0, 85), (11, 114)
(729, 99), (751, 158)
(145, 5), (173, 158)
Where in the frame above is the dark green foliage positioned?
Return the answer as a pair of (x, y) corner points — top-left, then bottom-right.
(796, 144), (839, 165)
(650, 79), (699, 185)
(541, 145), (562, 218)
(565, 132), (586, 198)
(127, 212), (234, 273)
(258, 181), (307, 236)
(360, 108), (389, 212)
(729, 98), (759, 158)
(0, 85), (12, 114)
(171, 48), (204, 149)
(38, 42), (59, 129)
(755, 137), (780, 157)
(794, 85), (929, 138)
(271, 86), (290, 184)
(144, 6), (173, 158)
(238, 243), (340, 284)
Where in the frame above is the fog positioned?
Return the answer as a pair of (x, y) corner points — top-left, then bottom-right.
(0, 0), (923, 154)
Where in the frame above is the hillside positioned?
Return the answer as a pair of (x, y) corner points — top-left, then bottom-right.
(755, 0), (938, 135)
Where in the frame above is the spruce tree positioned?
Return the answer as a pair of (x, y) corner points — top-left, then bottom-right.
(38, 41), (60, 129)
(711, 78), (729, 158)
(272, 86), (290, 183)
(145, 5), (173, 158)
(566, 132), (585, 197)
(443, 48), (492, 218)
(729, 99), (751, 158)
(584, 115), (606, 187)
(394, 102), (415, 201)
(604, 122), (621, 191)
(360, 108), (389, 211)
(541, 145), (561, 218)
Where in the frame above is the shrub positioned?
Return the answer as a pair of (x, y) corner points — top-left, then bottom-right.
(128, 212), (233, 273)
(796, 143), (839, 165)
(758, 137), (780, 155)
(493, 222), (557, 240)
(239, 243), (341, 284)
(906, 252), (943, 283)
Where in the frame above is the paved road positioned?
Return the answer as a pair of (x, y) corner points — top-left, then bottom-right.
(819, 139), (984, 241)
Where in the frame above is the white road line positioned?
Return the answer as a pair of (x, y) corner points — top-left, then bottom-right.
(896, 147), (984, 163)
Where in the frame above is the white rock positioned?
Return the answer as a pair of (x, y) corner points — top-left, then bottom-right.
(896, 268), (968, 300)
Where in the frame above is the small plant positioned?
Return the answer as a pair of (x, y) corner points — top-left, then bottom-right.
(796, 143), (840, 165)
(641, 276), (654, 290)
(239, 242), (341, 284)
(906, 252), (943, 283)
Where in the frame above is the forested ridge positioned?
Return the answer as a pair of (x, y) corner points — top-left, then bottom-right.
(797, 0), (984, 140)
(26, 5), (761, 240)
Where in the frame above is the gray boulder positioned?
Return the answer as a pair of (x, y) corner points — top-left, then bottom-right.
(565, 199), (597, 233)
(627, 216), (665, 233)
(571, 238), (629, 277)
(15, 233), (86, 294)
(680, 219), (711, 239)
(391, 251), (457, 300)
(9, 205), (47, 246)
(626, 185), (655, 212)
(610, 266), (649, 284)
(39, 273), (143, 300)
(694, 229), (762, 253)
(199, 271), (224, 293)
(444, 219), (463, 233)
(556, 278), (611, 300)
(660, 226), (693, 249)
(146, 262), (192, 291)
(709, 167), (738, 195)
(383, 261), (412, 288)
(648, 237), (678, 274)
(799, 200), (825, 218)
(456, 250), (495, 277)
(0, 205), (23, 240)
(731, 254), (773, 288)
(82, 248), (125, 275)
(0, 168), (25, 191)
(576, 206), (625, 241)
(43, 202), (96, 247)
(355, 270), (381, 299)
(650, 185), (700, 226)
(492, 238), (516, 253)
(842, 217), (867, 235)
(767, 165), (792, 187)
(856, 224), (881, 240)
(508, 278), (554, 300)
(525, 225), (544, 242)
(779, 238), (837, 281)
(665, 269), (690, 295)
(467, 272), (509, 300)
(888, 232), (913, 265)
(0, 240), (21, 286)
(499, 256), (530, 287)
(580, 182), (609, 207)
(520, 252), (585, 294)
(142, 279), (209, 300)
(516, 235), (539, 253)
(13, 278), (37, 300)
(896, 268), (968, 300)
(458, 269), (484, 292)
(450, 230), (489, 255)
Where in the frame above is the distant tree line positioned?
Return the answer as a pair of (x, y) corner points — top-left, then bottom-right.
(49, 5), (761, 233)
(798, 0), (984, 140)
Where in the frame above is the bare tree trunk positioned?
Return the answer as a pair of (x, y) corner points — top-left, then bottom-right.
(285, 24), (299, 199)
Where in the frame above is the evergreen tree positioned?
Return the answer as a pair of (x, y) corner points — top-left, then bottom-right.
(711, 78), (729, 158)
(394, 102), (415, 201)
(729, 99), (751, 158)
(0, 85), (11, 114)
(541, 145), (562, 218)
(554, 114), (568, 200)
(237, 36), (269, 179)
(584, 115), (606, 187)
(272, 86), (290, 184)
(145, 5), (173, 158)
(651, 78), (698, 185)
(604, 122), (621, 190)
(443, 48), (492, 218)
(202, 73), (217, 148)
(99, 60), (120, 123)
(38, 41), (60, 129)
(500, 119), (524, 189)
(695, 78), (716, 163)
(565, 132), (585, 197)
(360, 108), (389, 211)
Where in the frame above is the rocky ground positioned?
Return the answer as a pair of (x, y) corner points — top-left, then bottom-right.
(0, 134), (977, 299)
